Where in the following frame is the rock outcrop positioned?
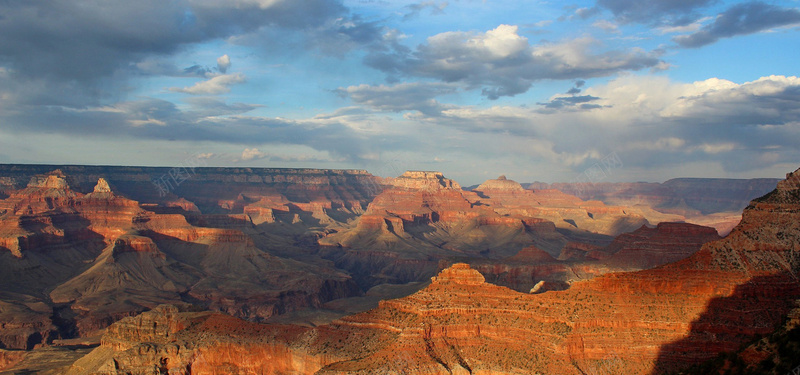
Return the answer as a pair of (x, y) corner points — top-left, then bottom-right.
(319, 171), (566, 288)
(602, 222), (721, 270)
(61, 165), (800, 374)
(529, 177), (781, 235)
(0, 170), (364, 349)
(476, 176), (658, 236)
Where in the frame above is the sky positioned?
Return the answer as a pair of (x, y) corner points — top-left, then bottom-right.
(0, 0), (799, 185)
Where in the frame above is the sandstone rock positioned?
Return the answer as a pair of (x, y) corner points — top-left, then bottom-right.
(430, 263), (486, 285)
(93, 178), (111, 194)
(529, 280), (546, 293)
(72, 166), (800, 374)
(388, 170), (462, 191)
(475, 177), (651, 236)
(0, 169), (365, 349)
(603, 222), (720, 270)
(475, 175), (525, 192)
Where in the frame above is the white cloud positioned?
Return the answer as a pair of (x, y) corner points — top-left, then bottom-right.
(465, 24), (528, 58)
(240, 148), (268, 161)
(593, 20), (620, 33)
(656, 17), (712, 34)
(696, 143), (737, 154)
(659, 75), (800, 123)
(366, 25), (662, 99)
(217, 55), (231, 73)
(168, 73), (246, 95)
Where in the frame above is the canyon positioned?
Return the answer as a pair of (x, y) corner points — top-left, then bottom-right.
(0, 163), (792, 374)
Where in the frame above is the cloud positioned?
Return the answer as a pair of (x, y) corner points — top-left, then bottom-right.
(0, 0), (375, 107)
(656, 16), (712, 34)
(237, 148), (338, 163)
(169, 73), (247, 95)
(336, 82), (456, 115)
(573, 7), (602, 20)
(365, 25), (662, 99)
(0, 95), (375, 161)
(596, 0), (715, 25)
(408, 75), (800, 173)
(593, 19), (620, 33)
(674, 1), (800, 48)
(217, 55), (231, 73)
(537, 94), (603, 111)
(402, 1), (448, 21)
(660, 75), (800, 125)
(240, 148), (269, 161)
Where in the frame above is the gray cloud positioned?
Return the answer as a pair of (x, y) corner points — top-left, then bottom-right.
(0, 0), (376, 106)
(537, 95), (602, 111)
(406, 75), (800, 174)
(336, 82), (456, 115)
(216, 55), (231, 73)
(674, 1), (800, 48)
(168, 73), (247, 95)
(365, 25), (662, 99)
(403, 1), (448, 21)
(596, 0), (714, 25)
(0, 96), (368, 161)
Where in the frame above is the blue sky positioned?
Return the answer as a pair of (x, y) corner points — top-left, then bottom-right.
(1, 0), (799, 185)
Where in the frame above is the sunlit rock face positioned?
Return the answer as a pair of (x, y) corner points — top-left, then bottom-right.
(318, 171), (567, 288)
(475, 175), (654, 236)
(528, 177), (782, 236)
(0, 168), (367, 350)
(66, 166), (800, 375)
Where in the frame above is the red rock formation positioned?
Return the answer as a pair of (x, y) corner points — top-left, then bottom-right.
(603, 222), (721, 270)
(475, 176), (654, 236)
(0, 349), (26, 371)
(319, 171), (567, 288)
(528, 177), (780, 235)
(0, 171), (363, 350)
(67, 166), (800, 374)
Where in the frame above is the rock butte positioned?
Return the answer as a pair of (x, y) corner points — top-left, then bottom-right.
(0, 164), (793, 374)
(13, 166), (792, 374)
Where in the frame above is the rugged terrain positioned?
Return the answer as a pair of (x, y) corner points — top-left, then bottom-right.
(318, 172), (677, 288)
(29, 166), (800, 374)
(0, 164), (784, 374)
(528, 178), (780, 236)
(0, 168), (369, 350)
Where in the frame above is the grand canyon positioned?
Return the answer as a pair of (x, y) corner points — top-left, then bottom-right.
(0, 163), (795, 374)
(3, 0), (799, 373)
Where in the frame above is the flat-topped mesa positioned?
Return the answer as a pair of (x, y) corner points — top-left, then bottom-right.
(475, 175), (526, 192)
(430, 263), (485, 285)
(389, 171), (462, 191)
(27, 172), (70, 190)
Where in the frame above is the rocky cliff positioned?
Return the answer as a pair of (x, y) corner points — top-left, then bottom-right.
(476, 175), (666, 236)
(318, 171), (567, 288)
(0, 170), (363, 350)
(528, 177), (780, 235)
(58, 166), (800, 374)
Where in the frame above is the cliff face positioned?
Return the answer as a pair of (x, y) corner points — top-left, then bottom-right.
(477, 176), (659, 236)
(602, 222), (721, 270)
(528, 177), (781, 235)
(0, 165), (380, 218)
(318, 172), (567, 288)
(0, 170), (364, 350)
(63, 166), (800, 375)
(317, 173), (725, 291)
